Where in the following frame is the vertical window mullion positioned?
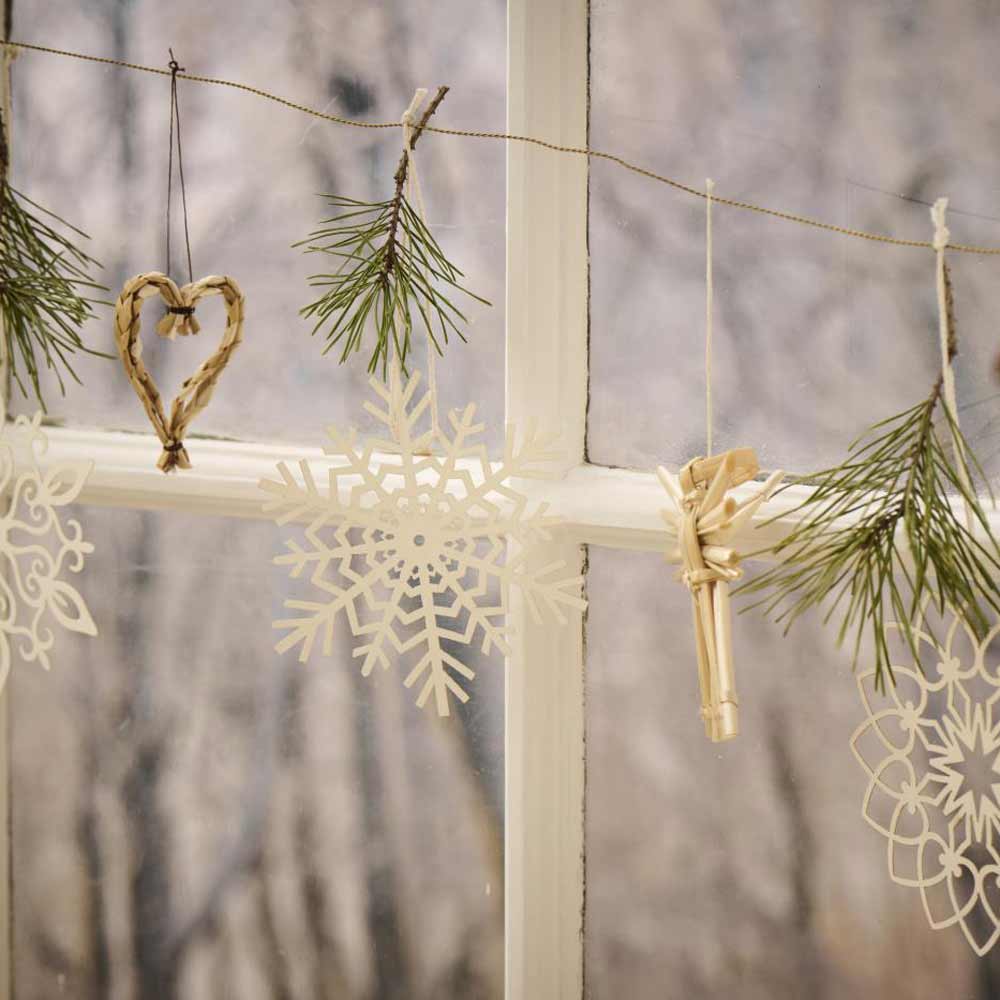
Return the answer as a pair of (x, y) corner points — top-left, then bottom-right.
(1, 2), (13, 993)
(505, 0), (589, 997)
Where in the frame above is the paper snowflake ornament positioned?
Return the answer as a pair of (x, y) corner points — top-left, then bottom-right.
(0, 411), (97, 690)
(261, 372), (585, 715)
(852, 608), (1000, 955)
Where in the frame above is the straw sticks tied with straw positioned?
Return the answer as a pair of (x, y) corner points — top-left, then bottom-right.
(659, 451), (784, 741)
(655, 179), (787, 742)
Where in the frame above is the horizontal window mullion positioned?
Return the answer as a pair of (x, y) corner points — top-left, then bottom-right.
(25, 426), (1000, 553)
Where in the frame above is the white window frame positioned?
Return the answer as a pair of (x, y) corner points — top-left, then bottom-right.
(4, 2), (999, 997)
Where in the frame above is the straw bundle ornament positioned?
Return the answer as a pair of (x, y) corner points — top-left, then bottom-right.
(656, 183), (784, 740)
(659, 449), (783, 741)
(113, 271), (244, 472)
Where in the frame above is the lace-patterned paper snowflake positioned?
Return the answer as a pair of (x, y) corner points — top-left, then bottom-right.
(851, 608), (1000, 955)
(0, 412), (97, 690)
(260, 372), (585, 715)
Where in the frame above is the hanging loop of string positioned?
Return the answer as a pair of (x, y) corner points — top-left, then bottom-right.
(401, 90), (441, 442)
(387, 89), (428, 442)
(705, 178), (715, 458)
(165, 48), (194, 287)
(931, 197), (974, 529)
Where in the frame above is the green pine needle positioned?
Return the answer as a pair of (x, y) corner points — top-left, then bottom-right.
(737, 381), (1000, 691)
(295, 192), (490, 378)
(0, 182), (109, 407)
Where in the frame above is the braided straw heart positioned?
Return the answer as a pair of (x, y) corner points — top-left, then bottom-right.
(114, 271), (244, 472)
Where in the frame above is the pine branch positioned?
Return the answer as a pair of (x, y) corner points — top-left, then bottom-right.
(737, 380), (1000, 691)
(295, 87), (489, 377)
(0, 180), (110, 406)
(0, 102), (109, 406)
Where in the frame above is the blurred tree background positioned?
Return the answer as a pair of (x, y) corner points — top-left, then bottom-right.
(11, 1), (1000, 998)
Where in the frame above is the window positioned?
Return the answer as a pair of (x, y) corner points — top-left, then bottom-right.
(10, 0), (506, 447)
(585, 2), (1000, 998)
(585, 550), (988, 997)
(5, 1), (506, 997)
(6, 2), (1000, 999)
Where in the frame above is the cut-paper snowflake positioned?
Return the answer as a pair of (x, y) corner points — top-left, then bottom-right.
(851, 608), (1000, 955)
(260, 372), (585, 715)
(0, 411), (97, 690)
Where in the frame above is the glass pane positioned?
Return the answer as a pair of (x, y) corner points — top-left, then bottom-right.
(585, 546), (994, 997)
(12, 506), (503, 998)
(589, 1), (1000, 475)
(9, 1), (505, 450)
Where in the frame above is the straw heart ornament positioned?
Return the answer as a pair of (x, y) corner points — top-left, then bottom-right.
(111, 52), (245, 471)
(113, 271), (244, 472)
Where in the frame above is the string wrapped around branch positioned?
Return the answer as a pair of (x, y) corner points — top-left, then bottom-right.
(295, 85), (489, 377)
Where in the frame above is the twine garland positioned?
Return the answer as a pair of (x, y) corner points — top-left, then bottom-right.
(7, 38), (1000, 255)
(113, 271), (244, 472)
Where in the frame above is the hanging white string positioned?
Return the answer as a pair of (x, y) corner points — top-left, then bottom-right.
(402, 91), (441, 442)
(387, 88), (428, 444)
(931, 197), (974, 529)
(705, 178), (715, 457)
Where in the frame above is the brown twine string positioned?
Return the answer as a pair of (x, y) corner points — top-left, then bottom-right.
(165, 49), (194, 284)
(6, 38), (1000, 255)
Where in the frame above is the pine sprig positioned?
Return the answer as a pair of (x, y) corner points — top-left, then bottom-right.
(737, 380), (1000, 691)
(295, 85), (489, 377)
(0, 181), (108, 406)
(296, 193), (488, 377)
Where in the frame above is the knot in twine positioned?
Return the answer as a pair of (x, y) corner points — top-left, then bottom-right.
(159, 437), (191, 473)
(931, 197), (951, 252)
(158, 299), (201, 339)
(400, 87), (428, 148)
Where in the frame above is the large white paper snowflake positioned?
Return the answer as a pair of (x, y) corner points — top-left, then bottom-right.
(851, 608), (1000, 955)
(260, 372), (585, 715)
(0, 411), (97, 689)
